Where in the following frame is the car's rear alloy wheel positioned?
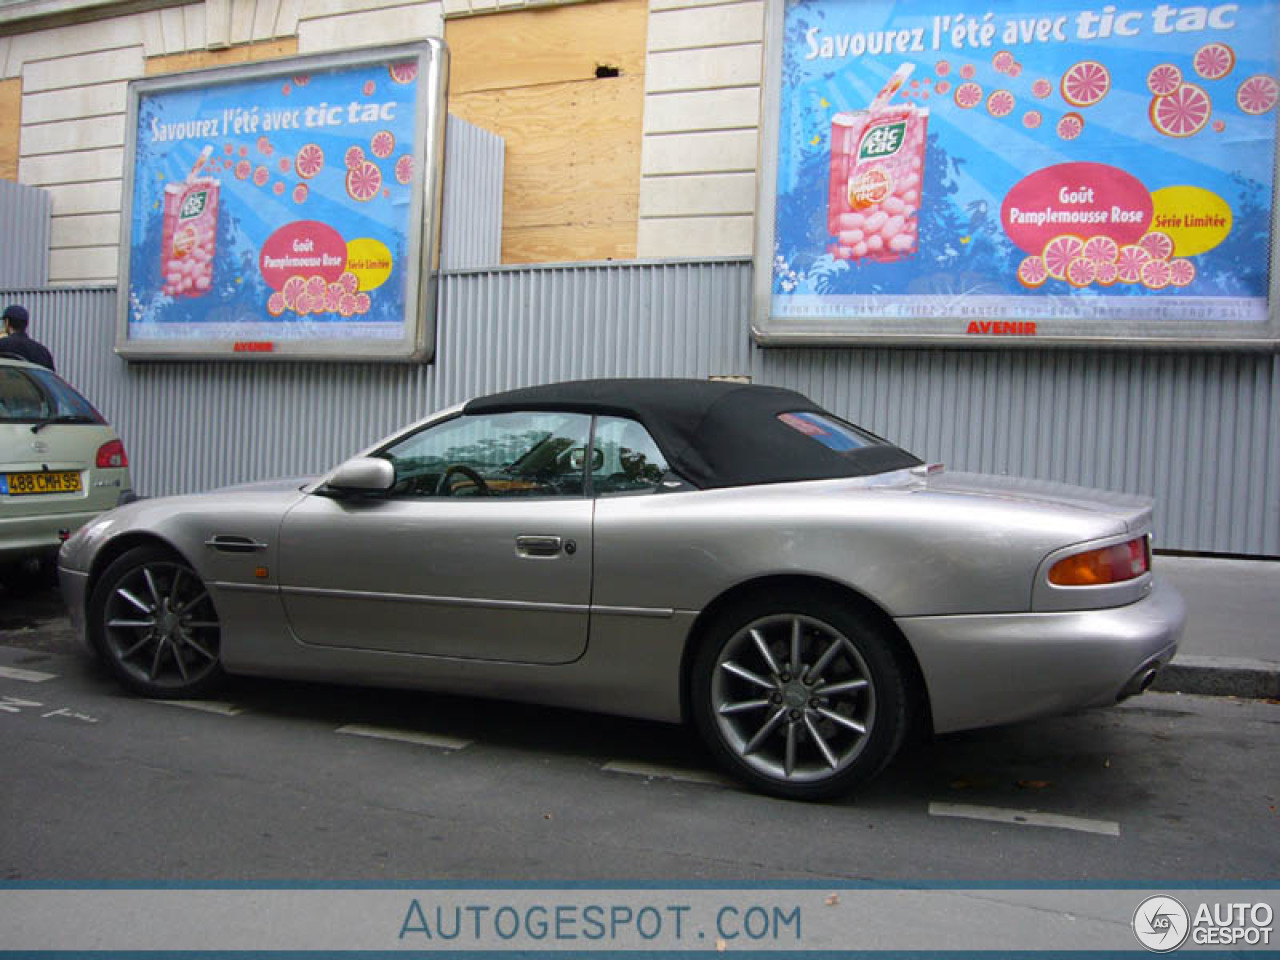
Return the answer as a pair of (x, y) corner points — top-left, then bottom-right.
(693, 595), (908, 801)
(89, 546), (225, 698)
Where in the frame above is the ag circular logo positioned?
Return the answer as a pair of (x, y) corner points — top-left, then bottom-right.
(1133, 895), (1191, 952)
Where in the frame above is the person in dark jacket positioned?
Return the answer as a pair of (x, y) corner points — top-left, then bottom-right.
(1, 304), (55, 371)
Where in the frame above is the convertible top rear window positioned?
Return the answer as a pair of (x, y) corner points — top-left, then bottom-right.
(778, 412), (881, 453)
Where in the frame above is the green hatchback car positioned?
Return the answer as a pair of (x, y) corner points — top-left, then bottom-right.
(1, 356), (133, 580)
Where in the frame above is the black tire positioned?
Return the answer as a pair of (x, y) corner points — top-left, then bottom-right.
(691, 591), (910, 801)
(88, 545), (225, 698)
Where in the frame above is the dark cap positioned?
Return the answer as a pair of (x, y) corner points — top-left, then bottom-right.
(2, 304), (28, 325)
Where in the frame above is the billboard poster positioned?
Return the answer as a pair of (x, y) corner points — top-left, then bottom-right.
(752, 0), (1280, 347)
(116, 42), (447, 361)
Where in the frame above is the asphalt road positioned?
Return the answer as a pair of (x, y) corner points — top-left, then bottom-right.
(2, 581), (1278, 882)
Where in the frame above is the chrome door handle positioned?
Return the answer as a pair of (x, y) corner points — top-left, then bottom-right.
(206, 535), (268, 554)
(515, 535), (562, 557)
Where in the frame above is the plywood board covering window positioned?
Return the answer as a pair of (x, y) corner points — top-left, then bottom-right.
(0, 78), (21, 181)
(447, 0), (646, 264)
(145, 38), (299, 77)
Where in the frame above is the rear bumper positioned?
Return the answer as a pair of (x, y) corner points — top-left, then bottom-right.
(896, 576), (1186, 734)
(0, 509), (103, 563)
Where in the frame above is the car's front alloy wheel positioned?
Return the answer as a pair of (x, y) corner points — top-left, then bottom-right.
(692, 594), (909, 801)
(89, 546), (225, 698)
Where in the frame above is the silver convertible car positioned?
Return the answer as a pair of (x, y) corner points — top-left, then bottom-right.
(59, 379), (1185, 800)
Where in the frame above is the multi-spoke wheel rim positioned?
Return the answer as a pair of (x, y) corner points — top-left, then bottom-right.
(710, 613), (876, 785)
(101, 561), (221, 689)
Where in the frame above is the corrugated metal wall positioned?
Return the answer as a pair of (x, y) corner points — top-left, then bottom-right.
(4, 259), (1278, 556)
(440, 116), (503, 271)
(0, 179), (50, 287)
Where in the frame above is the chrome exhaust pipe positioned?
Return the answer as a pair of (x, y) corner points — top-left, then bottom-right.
(1118, 665), (1160, 701)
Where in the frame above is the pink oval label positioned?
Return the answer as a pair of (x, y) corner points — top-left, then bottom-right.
(259, 220), (348, 289)
(1001, 163), (1152, 254)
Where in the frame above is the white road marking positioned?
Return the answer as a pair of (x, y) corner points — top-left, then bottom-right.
(0, 665), (57, 683)
(602, 760), (733, 788)
(929, 801), (1121, 836)
(0, 695), (44, 714)
(336, 723), (471, 751)
(144, 699), (244, 716)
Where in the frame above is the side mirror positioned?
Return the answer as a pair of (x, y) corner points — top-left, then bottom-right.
(324, 457), (394, 493)
(569, 447), (604, 471)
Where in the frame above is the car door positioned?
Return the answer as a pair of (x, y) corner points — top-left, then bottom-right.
(276, 410), (594, 665)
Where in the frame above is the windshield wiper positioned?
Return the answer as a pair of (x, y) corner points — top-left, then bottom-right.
(31, 415), (96, 434)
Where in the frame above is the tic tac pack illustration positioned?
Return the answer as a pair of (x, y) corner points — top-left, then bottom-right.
(828, 64), (929, 262)
(160, 145), (219, 298)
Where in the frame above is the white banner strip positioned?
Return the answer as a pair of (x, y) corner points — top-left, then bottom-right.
(0, 888), (1275, 951)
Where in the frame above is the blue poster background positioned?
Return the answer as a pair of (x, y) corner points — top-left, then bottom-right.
(771, 0), (1279, 323)
(127, 58), (421, 341)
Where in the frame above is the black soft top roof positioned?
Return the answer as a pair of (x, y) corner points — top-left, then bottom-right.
(464, 378), (921, 489)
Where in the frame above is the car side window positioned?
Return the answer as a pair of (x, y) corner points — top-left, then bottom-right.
(0, 368), (51, 422)
(378, 411), (592, 498)
(591, 416), (670, 496)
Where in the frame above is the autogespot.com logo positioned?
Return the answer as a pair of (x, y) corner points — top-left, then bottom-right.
(1133, 895), (1191, 952)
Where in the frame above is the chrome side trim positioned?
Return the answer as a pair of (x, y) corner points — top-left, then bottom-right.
(591, 604), (677, 620)
(213, 581), (281, 594)
(279, 584), (589, 615)
(215, 582), (678, 617)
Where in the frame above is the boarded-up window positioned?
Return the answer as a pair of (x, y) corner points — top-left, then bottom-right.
(446, 0), (646, 264)
(0, 78), (21, 181)
(145, 38), (299, 77)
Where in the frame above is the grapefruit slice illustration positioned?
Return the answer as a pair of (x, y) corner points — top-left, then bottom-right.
(935, 60), (951, 76)
(1056, 112), (1085, 139)
(267, 292), (285, 317)
(1031, 78), (1053, 99)
(370, 130), (395, 159)
(345, 160), (383, 202)
(1140, 258), (1173, 289)
(1150, 84), (1211, 137)
(389, 61), (418, 85)
(1236, 75), (1278, 115)
(234, 159), (251, 180)
(1022, 110), (1042, 129)
(1094, 261), (1119, 286)
(1192, 42), (1235, 81)
(935, 80), (951, 95)
(1065, 256), (1097, 288)
(1114, 245), (1150, 283)
(1082, 235), (1119, 265)
(295, 144), (325, 179)
(954, 82), (983, 109)
(394, 154), (414, 185)
(986, 89), (1015, 117)
(292, 183), (309, 204)
(992, 50), (1015, 74)
(281, 275), (305, 310)
(1042, 234), (1085, 280)
(1169, 259), (1197, 287)
(960, 64), (976, 80)
(345, 146), (365, 170)
(1138, 230), (1175, 261)
(1061, 60), (1111, 107)
(1146, 63), (1182, 96)
(1017, 255), (1049, 289)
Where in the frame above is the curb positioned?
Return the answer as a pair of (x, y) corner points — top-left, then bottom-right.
(1153, 655), (1280, 700)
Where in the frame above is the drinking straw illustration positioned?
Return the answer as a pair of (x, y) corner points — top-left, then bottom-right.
(187, 145), (213, 183)
(869, 63), (915, 111)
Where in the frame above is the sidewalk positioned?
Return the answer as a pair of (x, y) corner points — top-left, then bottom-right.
(1153, 555), (1280, 699)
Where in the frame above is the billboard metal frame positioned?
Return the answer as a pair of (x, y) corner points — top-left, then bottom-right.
(115, 40), (449, 362)
(750, 0), (1280, 351)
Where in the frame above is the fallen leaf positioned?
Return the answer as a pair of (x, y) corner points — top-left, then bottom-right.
(1017, 780), (1052, 790)
(825, 894), (840, 906)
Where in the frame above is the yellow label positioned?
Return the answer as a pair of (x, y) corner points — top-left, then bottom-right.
(1149, 186), (1232, 257)
(344, 237), (393, 292)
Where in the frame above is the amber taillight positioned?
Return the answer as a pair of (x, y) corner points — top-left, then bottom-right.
(1049, 536), (1150, 586)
